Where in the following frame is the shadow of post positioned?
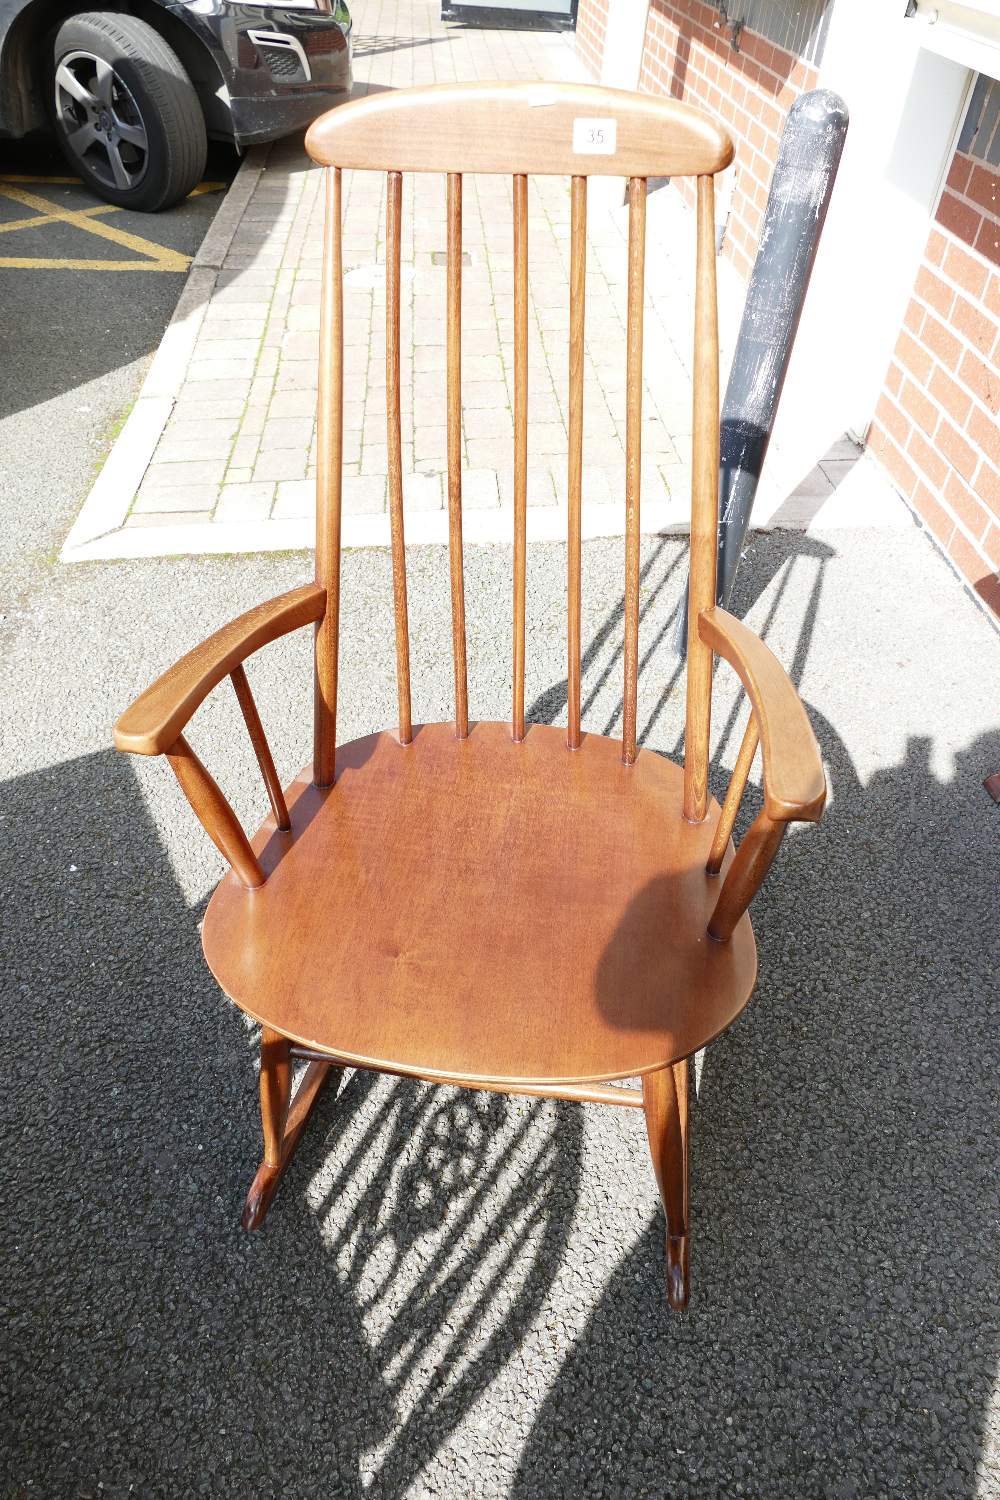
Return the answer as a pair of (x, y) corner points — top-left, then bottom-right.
(507, 530), (1000, 1497)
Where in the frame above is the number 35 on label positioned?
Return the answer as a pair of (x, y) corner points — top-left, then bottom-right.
(572, 118), (617, 156)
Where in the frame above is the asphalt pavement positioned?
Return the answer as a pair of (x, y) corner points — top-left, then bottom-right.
(0, 497), (998, 1493)
(0, 137), (235, 607)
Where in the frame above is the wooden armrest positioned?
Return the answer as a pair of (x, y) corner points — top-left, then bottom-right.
(698, 605), (826, 824)
(114, 583), (326, 756)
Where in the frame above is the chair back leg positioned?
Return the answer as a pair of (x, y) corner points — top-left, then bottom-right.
(643, 1060), (690, 1309)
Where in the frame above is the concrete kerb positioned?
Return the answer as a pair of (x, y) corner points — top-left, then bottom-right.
(59, 146), (272, 562)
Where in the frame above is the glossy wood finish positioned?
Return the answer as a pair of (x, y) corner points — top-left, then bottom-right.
(259, 1026), (292, 1166)
(314, 168), (343, 788)
(111, 85), (834, 1310)
(683, 175), (720, 823)
(305, 81), (733, 179)
(203, 722), (757, 1085)
(706, 712), (759, 877)
(288, 1047), (645, 1108)
(567, 175), (586, 751)
(385, 170), (413, 746)
(446, 171), (469, 739)
(230, 664), (290, 832)
(699, 606), (826, 822)
(622, 176), (645, 767)
(643, 1060), (690, 1309)
(512, 173), (528, 743)
(165, 734), (265, 890)
(709, 809), (786, 943)
(242, 1058), (335, 1229)
(114, 584), (326, 756)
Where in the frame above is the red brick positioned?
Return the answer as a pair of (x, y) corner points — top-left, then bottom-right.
(903, 298), (924, 336)
(975, 218), (1000, 269)
(938, 418), (979, 482)
(984, 523), (1000, 569)
(946, 153), (973, 196)
(944, 242), (990, 297)
(921, 313), (963, 372)
(915, 264), (955, 318)
(869, 424), (917, 496)
(973, 460), (1000, 517)
(912, 479), (954, 546)
(967, 163), (1000, 217)
(951, 293), (998, 358)
(968, 404), (1000, 468)
(761, 101), (782, 136)
(929, 364), (973, 426)
(927, 229), (947, 268)
(944, 469), (989, 536)
(908, 427), (949, 487)
(886, 361), (904, 397)
(896, 328), (934, 383)
(935, 191), (981, 247)
(900, 377), (939, 437)
(959, 349), (1000, 413)
(874, 392), (910, 448)
(985, 274), (1000, 321)
(948, 527), (996, 596)
(973, 572), (1000, 617)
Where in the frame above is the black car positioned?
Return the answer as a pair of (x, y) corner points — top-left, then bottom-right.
(0, 0), (351, 210)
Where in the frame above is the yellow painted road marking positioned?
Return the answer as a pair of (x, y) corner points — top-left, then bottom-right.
(0, 182), (191, 271)
(0, 174), (83, 184)
(0, 178), (225, 269)
(0, 202), (117, 233)
(0, 173), (226, 195)
(0, 256), (191, 270)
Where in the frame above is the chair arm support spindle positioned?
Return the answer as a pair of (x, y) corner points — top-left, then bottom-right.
(698, 606), (825, 824)
(165, 735), (265, 890)
(113, 583), (326, 757)
(706, 712), (759, 876)
(708, 809), (785, 942)
(230, 664), (291, 832)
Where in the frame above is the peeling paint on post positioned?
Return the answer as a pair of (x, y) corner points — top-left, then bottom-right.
(676, 88), (849, 654)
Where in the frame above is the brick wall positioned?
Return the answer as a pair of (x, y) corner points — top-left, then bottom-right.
(867, 75), (1000, 618)
(575, 0), (825, 280)
(575, 0), (609, 80)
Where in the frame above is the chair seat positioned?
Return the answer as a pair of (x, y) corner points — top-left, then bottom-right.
(203, 721), (758, 1085)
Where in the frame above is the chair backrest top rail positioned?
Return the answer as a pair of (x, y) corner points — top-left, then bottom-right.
(305, 81), (733, 179)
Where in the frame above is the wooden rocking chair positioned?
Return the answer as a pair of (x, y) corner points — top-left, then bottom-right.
(114, 83), (826, 1309)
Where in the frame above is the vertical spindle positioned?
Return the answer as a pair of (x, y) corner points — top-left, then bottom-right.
(447, 172), (469, 738)
(386, 169), (413, 745)
(567, 175), (587, 751)
(314, 166), (343, 787)
(512, 173), (528, 743)
(684, 175), (720, 821)
(622, 176), (646, 766)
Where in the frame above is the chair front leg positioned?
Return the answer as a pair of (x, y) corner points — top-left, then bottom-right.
(242, 1032), (335, 1231)
(259, 1027), (293, 1166)
(643, 1059), (690, 1309)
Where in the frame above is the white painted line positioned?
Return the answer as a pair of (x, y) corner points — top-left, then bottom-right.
(60, 395), (174, 553)
(141, 265), (217, 401)
(58, 147), (272, 563)
(62, 500), (692, 562)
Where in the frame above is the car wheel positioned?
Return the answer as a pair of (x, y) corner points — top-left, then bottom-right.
(51, 11), (207, 212)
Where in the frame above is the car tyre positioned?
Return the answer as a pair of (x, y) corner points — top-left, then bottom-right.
(50, 11), (206, 212)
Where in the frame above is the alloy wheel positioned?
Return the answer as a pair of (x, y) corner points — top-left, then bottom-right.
(54, 51), (149, 193)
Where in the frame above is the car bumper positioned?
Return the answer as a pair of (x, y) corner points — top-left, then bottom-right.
(168, 0), (352, 146)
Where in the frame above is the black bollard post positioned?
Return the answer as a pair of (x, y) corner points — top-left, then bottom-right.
(675, 88), (849, 654)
